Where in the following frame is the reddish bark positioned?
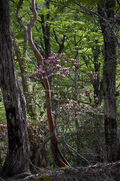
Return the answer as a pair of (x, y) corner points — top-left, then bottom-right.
(27, 0), (70, 167)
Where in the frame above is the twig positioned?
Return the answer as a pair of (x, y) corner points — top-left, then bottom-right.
(64, 141), (90, 165)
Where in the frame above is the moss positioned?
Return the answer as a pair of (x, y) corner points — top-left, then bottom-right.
(30, 175), (52, 181)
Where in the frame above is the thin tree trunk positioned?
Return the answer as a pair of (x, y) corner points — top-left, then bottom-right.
(27, 0), (70, 167)
(12, 31), (37, 119)
(14, 0), (37, 119)
(98, 1), (120, 162)
(0, 0), (30, 177)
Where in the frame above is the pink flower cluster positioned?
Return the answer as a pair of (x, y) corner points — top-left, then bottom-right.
(89, 71), (98, 80)
(28, 53), (81, 81)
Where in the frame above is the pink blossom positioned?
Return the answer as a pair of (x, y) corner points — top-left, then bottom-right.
(39, 119), (44, 122)
(54, 53), (60, 57)
(74, 62), (78, 65)
(71, 58), (76, 62)
(39, 134), (44, 138)
(63, 67), (69, 70)
(61, 53), (65, 56)
(50, 90), (54, 92)
(64, 61), (67, 63)
(89, 71), (93, 75)
(3, 132), (6, 136)
(48, 56), (55, 59)
(80, 124), (84, 127)
(83, 113), (86, 116)
(61, 74), (66, 78)
(83, 92), (86, 95)
(56, 64), (61, 68)
(95, 97), (98, 100)
(35, 77), (40, 81)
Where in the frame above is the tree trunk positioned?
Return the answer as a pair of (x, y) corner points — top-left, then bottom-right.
(98, 1), (120, 162)
(40, 0), (51, 59)
(27, 0), (70, 167)
(0, 0), (30, 176)
(12, 30), (37, 120)
(15, 0), (37, 119)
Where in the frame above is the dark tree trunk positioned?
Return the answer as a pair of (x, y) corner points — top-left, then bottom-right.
(40, 1), (51, 59)
(0, 0), (30, 177)
(92, 40), (102, 105)
(98, 1), (120, 162)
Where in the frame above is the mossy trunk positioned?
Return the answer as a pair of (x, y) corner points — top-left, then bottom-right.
(0, 0), (30, 176)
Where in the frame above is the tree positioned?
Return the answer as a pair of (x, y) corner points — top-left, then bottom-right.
(27, 0), (70, 167)
(0, 0), (30, 176)
(11, 0), (37, 120)
(98, 0), (120, 162)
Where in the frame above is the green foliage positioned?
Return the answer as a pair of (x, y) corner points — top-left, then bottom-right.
(5, 0), (120, 167)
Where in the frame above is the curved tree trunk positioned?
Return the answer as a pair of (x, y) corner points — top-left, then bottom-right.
(98, 1), (120, 162)
(27, 0), (70, 167)
(0, 0), (30, 177)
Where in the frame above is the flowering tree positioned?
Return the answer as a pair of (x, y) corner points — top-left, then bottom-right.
(27, 0), (70, 167)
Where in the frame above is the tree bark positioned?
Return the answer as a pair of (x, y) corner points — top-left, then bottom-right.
(27, 0), (70, 167)
(14, 0), (37, 119)
(40, 1), (51, 59)
(98, 1), (120, 162)
(0, 0), (30, 176)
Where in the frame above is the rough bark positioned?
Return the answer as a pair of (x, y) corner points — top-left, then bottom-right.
(92, 40), (102, 105)
(12, 30), (37, 120)
(0, 0), (30, 177)
(98, 1), (120, 162)
(15, 0), (37, 119)
(27, 0), (70, 167)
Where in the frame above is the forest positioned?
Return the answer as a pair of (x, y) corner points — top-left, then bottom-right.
(0, 0), (120, 180)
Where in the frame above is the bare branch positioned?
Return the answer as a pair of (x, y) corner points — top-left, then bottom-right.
(27, 0), (43, 64)
(16, 0), (27, 57)
(64, 141), (90, 165)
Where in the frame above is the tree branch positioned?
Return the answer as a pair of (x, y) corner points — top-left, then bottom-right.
(64, 141), (90, 165)
(27, 0), (43, 65)
(117, 0), (120, 6)
(16, 0), (27, 57)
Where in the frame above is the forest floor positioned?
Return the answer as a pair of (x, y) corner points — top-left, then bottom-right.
(1, 161), (120, 181)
